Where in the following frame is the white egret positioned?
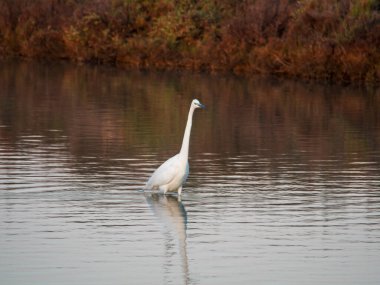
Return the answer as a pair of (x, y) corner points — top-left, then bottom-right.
(144, 99), (205, 195)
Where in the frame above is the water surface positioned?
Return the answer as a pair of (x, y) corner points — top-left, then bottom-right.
(1, 61), (380, 284)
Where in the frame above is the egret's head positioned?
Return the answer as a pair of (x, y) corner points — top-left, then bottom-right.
(192, 99), (206, 109)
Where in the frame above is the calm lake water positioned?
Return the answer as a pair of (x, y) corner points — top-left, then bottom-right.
(1, 61), (380, 285)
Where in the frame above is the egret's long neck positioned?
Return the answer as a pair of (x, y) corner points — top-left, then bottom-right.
(179, 105), (195, 159)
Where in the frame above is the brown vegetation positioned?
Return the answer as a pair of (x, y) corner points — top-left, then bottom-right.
(0, 0), (379, 83)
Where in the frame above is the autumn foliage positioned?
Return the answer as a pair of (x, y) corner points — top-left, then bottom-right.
(0, 0), (379, 83)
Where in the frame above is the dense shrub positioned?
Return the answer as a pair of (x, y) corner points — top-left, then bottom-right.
(0, 0), (379, 83)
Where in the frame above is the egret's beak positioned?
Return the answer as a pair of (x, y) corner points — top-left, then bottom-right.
(196, 102), (206, 109)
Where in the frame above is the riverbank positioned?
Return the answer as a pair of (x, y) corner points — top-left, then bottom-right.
(0, 0), (379, 84)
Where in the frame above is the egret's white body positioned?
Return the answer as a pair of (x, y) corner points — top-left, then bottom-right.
(144, 99), (205, 195)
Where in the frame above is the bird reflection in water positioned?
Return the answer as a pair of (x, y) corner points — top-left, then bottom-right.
(145, 193), (190, 285)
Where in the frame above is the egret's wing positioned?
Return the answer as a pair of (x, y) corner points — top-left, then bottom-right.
(184, 162), (189, 183)
(145, 155), (180, 189)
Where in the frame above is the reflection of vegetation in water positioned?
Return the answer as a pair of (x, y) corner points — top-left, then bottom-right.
(0, 0), (379, 83)
(0, 61), (379, 163)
